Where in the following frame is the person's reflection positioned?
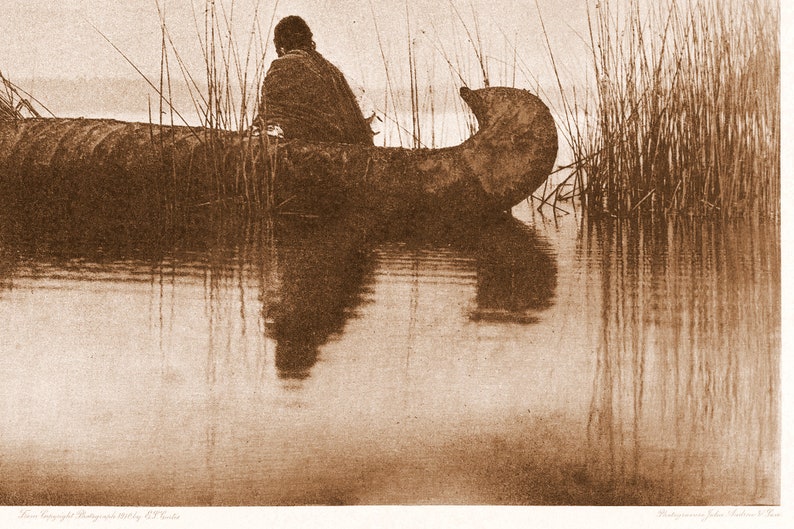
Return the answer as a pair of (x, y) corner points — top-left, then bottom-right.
(266, 216), (375, 380)
(0, 248), (15, 293)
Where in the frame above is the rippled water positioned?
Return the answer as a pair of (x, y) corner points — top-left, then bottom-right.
(0, 203), (779, 505)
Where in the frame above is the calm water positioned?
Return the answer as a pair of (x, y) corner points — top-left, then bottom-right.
(0, 202), (779, 506)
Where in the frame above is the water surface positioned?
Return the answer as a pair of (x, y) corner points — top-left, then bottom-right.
(0, 203), (779, 505)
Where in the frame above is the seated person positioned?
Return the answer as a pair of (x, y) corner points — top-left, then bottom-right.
(254, 16), (374, 145)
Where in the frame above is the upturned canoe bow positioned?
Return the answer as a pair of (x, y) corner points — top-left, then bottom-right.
(0, 87), (557, 221)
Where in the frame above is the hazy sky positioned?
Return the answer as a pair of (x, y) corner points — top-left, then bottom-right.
(1, 0), (591, 89)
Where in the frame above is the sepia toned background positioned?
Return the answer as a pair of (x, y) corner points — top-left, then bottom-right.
(0, 0), (789, 528)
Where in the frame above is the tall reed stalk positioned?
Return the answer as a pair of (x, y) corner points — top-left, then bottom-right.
(0, 71), (45, 119)
(574, 0), (779, 218)
(150, 0), (279, 211)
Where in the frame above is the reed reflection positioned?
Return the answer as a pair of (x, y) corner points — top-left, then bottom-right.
(0, 247), (15, 294)
(581, 217), (780, 505)
(0, 209), (378, 383)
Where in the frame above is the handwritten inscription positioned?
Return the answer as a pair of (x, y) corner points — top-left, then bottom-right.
(18, 508), (180, 523)
(658, 508), (780, 522)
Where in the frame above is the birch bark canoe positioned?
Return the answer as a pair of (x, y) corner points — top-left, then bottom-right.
(0, 87), (557, 223)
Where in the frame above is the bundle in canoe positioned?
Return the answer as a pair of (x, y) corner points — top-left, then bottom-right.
(0, 87), (557, 223)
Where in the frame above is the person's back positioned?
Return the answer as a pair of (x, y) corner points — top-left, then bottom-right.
(255, 16), (373, 146)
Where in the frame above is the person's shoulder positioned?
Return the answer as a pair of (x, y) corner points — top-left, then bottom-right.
(275, 49), (312, 63)
(304, 50), (343, 74)
(267, 50), (311, 74)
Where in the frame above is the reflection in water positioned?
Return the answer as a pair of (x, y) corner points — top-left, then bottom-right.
(582, 218), (780, 505)
(382, 216), (558, 323)
(202, 214), (557, 380)
(264, 218), (375, 380)
(0, 210), (557, 384)
(0, 206), (778, 506)
(468, 219), (557, 322)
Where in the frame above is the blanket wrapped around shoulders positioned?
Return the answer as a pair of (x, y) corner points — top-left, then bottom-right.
(256, 49), (373, 145)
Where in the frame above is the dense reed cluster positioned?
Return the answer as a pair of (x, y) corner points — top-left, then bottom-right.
(144, 0), (279, 210)
(146, 0), (274, 131)
(570, 0), (779, 218)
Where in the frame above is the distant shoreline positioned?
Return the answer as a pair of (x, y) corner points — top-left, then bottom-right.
(13, 76), (561, 122)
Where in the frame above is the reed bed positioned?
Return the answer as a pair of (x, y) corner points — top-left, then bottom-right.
(570, 0), (779, 218)
(146, 0), (276, 132)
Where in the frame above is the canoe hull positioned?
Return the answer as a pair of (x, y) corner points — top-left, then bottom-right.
(0, 87), (557, 224)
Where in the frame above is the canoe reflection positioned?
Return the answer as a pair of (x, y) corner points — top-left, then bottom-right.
(388, 215), (558, 324)
(469, 218), (557, 323)
(0, 210), (557, 383)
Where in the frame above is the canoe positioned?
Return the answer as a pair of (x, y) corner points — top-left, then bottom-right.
(0, 86), (557, 222)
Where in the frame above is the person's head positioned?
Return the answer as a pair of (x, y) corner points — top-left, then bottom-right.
(273, 16), (315, 57)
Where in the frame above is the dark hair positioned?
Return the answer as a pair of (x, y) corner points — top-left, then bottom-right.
(273, 16), (315, 55)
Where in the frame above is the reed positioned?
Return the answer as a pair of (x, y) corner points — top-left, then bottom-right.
(148, 0), (279, 211)
(0, 72), (21, 119)
(0, 71), (46, 119)
(572, 0), (779, 218)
